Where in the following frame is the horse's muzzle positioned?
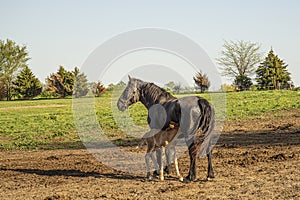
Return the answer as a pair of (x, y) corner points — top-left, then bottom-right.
(117, 100), (127, 111)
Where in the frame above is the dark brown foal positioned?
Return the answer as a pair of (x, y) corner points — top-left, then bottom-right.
(140, 122), (183, 181)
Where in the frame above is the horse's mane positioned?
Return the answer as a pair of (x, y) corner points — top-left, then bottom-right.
(140, 82), (177, 104)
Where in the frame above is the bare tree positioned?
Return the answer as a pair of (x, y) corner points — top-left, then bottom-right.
(216, 40), (262, 90)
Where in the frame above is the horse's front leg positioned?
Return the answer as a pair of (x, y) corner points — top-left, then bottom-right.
(156, 148), (164, 181)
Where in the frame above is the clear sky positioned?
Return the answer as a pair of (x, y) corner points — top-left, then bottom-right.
(1, 0), (299, 87)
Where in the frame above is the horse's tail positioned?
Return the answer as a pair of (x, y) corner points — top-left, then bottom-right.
(195, 98), (215, 157)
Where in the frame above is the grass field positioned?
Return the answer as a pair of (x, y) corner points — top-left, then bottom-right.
(0, 90), (299, 149)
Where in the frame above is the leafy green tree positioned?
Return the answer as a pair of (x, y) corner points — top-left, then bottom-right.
(173, 82), (182, 94)
(0, 79), (6, 100)
(164, 81), (177, 94)
(256, 49), (292, 90)
(13, 66), (42, 99)
(193, 71), (210, 93)
(74, 68), (89, 98)
(106, 83), (115, 91)
(106, 81), (126, 91)
(164, 81), (182, 94)
(0, 39), (30, 100)
(216, 40), (262, 90)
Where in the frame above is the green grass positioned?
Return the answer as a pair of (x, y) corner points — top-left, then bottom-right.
(225, 90), (300, 120)
(0, 90), (299, 149)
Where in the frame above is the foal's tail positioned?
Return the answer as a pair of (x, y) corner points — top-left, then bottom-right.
(136, 138), (146, 149)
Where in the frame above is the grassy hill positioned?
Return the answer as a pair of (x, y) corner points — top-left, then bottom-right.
(0, 90), (299, 149)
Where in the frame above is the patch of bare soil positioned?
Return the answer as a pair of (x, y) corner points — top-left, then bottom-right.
(0, 110), (299, 199)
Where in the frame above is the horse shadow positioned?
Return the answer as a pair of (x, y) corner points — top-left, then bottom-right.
(0, 167), (211, 183)
(0, 167), (145, 180)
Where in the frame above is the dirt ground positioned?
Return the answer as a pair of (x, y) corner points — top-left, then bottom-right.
(1, 109), (299, 199)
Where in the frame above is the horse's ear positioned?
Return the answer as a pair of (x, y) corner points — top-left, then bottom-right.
(128, 75), (132, 81)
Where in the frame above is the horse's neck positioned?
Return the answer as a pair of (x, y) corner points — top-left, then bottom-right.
(139, 90), (155, 110)
(139, 83), (175, 110)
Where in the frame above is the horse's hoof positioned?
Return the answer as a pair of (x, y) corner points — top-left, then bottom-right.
(206, 177), (214, 181)
(184, 176), (196, 183)
(153, 170), (159, 177)
(183, 178), (191, 183)
(159, 176), (164, 181)
(164, 166), (171, 174)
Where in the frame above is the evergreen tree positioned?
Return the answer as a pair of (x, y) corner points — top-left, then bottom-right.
(256, 49), (291, 90)
(13, 66), (42, 99)
(74, 69), (89, 98)
(46, 66), (75, 97)
(193, 71), (210, 93)
(57, 66), (75, 94)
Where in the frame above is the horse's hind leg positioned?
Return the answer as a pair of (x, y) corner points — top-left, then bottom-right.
(186, 142), (197, 181)
(207, 149), (215, 179)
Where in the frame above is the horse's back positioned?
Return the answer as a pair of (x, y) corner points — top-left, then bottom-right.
(178, 96), (213, 136)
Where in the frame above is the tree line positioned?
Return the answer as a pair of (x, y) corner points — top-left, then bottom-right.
(0, 39), (296, 100)
(0, 39), (108, 100)
(216, 40), (294, 91)
(161, 40), (295, 93)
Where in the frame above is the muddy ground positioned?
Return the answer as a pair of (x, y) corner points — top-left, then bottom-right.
(1, 110), (299, 199)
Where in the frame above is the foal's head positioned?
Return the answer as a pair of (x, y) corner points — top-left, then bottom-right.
(117, 76), (141, 111)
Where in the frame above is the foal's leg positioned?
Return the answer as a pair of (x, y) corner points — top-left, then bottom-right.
(174, 158), (183, 182)
(165, 144), (175, 174)
(156, 148), (164, 181)
(150, 151), (159, 173)
(146, 142), (157, 179)
(145, 152), (152, 179)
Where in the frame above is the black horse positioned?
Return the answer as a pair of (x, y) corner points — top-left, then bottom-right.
(117, 76), (215, 181)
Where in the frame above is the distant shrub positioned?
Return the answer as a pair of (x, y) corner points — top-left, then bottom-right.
(38, 90), (60, 99)
(250, 85), (258, 91)
(92, 81), (106, 97)
(292, 87), (300, 91)
(221, 84), (236, 92)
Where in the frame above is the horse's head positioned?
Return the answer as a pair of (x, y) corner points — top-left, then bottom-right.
(117, 76), (140, 111)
